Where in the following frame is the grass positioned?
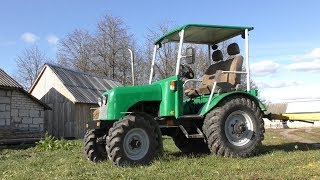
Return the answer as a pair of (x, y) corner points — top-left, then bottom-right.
(1, 129), (320, 180)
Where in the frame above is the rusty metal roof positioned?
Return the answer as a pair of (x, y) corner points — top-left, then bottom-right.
(46, 64), (122, 104)
(0, 68), (23, 89)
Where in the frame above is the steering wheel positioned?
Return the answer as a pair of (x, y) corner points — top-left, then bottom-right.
(180, 64), (195, 79)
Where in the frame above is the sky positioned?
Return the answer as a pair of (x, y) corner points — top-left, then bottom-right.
(0, 0), (320, 102)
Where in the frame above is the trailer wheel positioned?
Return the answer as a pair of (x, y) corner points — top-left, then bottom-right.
(84, 129), (107, 162)
(203, 96), (264, 157)
(172, 128), (210, 154)
(106, 114), (160, 166)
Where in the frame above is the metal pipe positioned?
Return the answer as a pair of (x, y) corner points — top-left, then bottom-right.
(149, 45), (157, 84)
(245, 29), (251, 91)
(205, 70), (222, 111)
(221, 71), (247, 74)
(208, 44), (211, 66)
(175, 29), (185, 76)
(183, 79), (202, 87)
(128, 49), (135, 86)
(206, 81), (217, 112)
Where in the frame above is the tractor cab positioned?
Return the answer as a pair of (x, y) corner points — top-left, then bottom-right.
(149, 24), (256, 116)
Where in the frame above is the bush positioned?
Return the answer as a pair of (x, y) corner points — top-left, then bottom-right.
(35, 132), (78, 151)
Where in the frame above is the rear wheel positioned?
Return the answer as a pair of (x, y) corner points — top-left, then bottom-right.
(172, 128), (210, 154)
(83, 129), (107, 162)
(106, 114), (162, 166)
(203, 96), (264, 157)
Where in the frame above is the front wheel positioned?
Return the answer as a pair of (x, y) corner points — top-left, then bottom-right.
(106, 114), (162, 166)
(203, 96), (264, 157)
(83, 129), (107, 162)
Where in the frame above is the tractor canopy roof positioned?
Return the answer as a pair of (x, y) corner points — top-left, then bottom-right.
(154, 24), (254, 45)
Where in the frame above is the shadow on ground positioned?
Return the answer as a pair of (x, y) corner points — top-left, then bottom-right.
(162, 142), (320, 161)
(259, 142), (320, 154)
(0, 143), (36, 153)
(165, 151), (209, 158)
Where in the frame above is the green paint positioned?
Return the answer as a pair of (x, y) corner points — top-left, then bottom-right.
(101, 83), (162, 120)
(155, 24), (254, 45)
(96, 23), (266, 122)
(100, 75), (183, 120)
(199, 91), (266, 115)
(99, 79), (265, 120)
(154, 75), (183, 118)
(175, 80), (184, 117)
(156, 76), (177, 117)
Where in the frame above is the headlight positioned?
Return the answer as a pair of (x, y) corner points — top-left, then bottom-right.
(102, 96), (107, 105)
(98, 97), (102, 107)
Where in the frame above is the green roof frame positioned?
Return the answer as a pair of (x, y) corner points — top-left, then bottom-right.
(154, 24), (254, 45)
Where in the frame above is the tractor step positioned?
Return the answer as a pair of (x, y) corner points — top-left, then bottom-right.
(178, 125), (204, 139)
(177, 114), (204, 120)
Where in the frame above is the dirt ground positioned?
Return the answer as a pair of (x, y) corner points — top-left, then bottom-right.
(277, 128), (320, 148)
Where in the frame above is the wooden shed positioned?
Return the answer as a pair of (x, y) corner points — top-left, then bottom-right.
(0, 68), (50, 144)
(29, 64), (121, 138)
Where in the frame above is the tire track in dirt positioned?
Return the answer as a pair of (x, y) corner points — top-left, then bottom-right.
(279, 128), (320, 148)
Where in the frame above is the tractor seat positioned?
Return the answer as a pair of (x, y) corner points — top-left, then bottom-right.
(184, 49), (223, 97)
(185, 43), (243, 98)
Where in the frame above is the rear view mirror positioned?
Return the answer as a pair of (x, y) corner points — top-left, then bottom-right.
(185, 47), (195, 64)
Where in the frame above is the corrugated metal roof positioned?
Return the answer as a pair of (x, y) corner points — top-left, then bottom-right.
(0, 68), (23, 89)
(46, 64), (122, 104)
(0, 68), (51, 110)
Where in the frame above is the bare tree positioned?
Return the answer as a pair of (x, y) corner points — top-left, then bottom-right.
(133, 47), (150, 85)
(57, 29), (94, 72)
(241, 66), (258, 89)
(93, 15), (134, 85)
(190, 45), (210, 79)
(56, 15), (136, 85)
(143, 22), (231, 83)
(144, 22), (179, 81)
(15, 45), (49, 90)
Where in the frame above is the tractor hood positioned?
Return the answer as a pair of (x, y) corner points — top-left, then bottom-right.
(100, 83), (162, 120)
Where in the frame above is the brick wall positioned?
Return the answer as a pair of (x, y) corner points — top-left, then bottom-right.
(0, 89), (11, 127)
(0, 89), (45, 141)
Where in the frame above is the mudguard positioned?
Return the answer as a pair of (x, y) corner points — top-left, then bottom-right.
(199, 90), (266, 116)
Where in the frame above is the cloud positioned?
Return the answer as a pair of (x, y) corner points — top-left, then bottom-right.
(286, 60), (320, 72)
(287, 48), (320, 72)
(260, 84), (320, 103)
(250, 60), (280, 76)
(256, 80), (303, 89)
(47, 35), (59, 45)
(21, 32), (39, 43)
(292, 48), (320, 62)
(310, 48), (320, 58)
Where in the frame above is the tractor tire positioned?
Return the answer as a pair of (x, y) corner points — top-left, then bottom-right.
(203, 96), (264, 157)
(139, 113), (164, 157)
(106, 114), (161, 166)
(172, 129), (210, 154)
(84, 129), (108, 162)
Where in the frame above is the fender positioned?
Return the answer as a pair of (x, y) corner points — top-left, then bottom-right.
(199, 90), (266, 116)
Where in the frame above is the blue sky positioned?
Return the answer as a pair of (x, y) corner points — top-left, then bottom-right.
(1, 0), (320, 102)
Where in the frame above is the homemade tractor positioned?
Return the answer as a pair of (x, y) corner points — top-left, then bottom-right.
(84, 24), (266, 166)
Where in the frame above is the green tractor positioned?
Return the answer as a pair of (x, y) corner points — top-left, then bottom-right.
(84, 24), (266, 166)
